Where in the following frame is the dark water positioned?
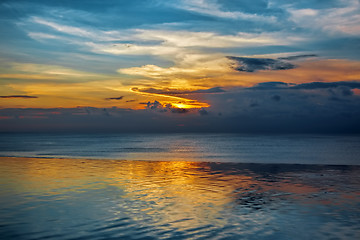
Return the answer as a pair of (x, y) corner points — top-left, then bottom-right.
(0, 134), (360, 239)
(0, 133), (360, 164)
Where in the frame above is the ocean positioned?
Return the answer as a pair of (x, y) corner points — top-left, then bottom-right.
(1, 133), (360, 165)
(0, 133), (360, 239)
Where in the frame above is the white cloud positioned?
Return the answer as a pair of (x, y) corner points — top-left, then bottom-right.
(171, 0), (277, 22)
(10, 63), (104, 79)
(85, 42), (179, 56)
(119, 65), (198, 77)
(117, 55), (232, 83)
(288, 0), (360, 35)
(28, 32), (61, 40)
(134, 30), (284, 48)
(29, 17), (132, 42)
(84, 29), (291, 62)
(24, 14), (297, 63)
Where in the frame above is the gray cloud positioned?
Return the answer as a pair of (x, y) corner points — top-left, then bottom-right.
(271, 95), (281, 101)
(249, 81), (360, 91)
(1, 95), (359, 134)
(132, 87), (225, 95)
(292, 81), (360, 90)
(146, 100), (163, 110)
(227, 56), (295, 72)
(105, 96), (124, 100)
(171, 108), (189, 114)
(249, 102), (259, 107)
(0, 95), (38, 99)
(251, 82), (291, 90)
(198, 108), (208, 116)
(1, 80), (360, 134)
(278, 54), (318, 60)
(192, 87), (225, 93)
(146, 100), (189, 114)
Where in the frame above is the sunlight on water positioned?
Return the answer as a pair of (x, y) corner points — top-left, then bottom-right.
(1, 157), (360, 239)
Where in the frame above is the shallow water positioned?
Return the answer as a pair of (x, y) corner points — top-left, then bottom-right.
(1, 157), (360, 240)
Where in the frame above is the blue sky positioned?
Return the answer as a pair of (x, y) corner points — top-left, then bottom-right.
(0, 0), (360, 132)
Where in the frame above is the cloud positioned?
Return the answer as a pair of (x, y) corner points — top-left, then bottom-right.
(251, 82), (291, 90)
(1, 95), (359, 134)
(227, 56), (295, 72)
(1, 0), (359, 122)
(193, 87), (225, 93)
(278, 54), (318, 61)
(105, 96), (124, 100)
(133, 87), (225, 95)
(287, 1), (360, 35)
(1, 78), (360, 134)
(271, 95), (281, 101)
(134, 30), (284, 48)
(97, 30), (288, 61)
(146, 100), (164, 110)
(3, 63), (106, 83)
(119, 64), (198, 77)
(146, 100), (190, 114)
(0, 95), (38, 98)
(249, 81), (360, 91)
(171, 108), (189, 114)
(170, 0), (276, 22)
(30, 16), (122, 41)
(198, 107), (208, 115)
(25, 14), (291, 61)
(292, 81), (360, 90)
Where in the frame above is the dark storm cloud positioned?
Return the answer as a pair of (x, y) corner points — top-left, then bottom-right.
(0, 95), (38, 98)
(340, 88), (353, 96)
(146, 100), (163, 110)
(198, 83), (360, 133)
(251, 82), (290, 90)
(249, 81), (360, 91)
(1, 91), (360, 134)
(292, 81), (360, 90)
(271, 95), (281, 101)
(249, 102), (259, 107)
(171, 108), (189, 114)
(198, 108), (208, 116)
(227, 56), (295, 72)
(105, 96), (124, 100)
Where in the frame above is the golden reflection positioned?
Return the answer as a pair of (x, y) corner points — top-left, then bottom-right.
(1, 157), (356, 230)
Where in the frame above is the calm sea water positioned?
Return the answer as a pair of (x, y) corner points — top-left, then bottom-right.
(0, 133), (360, 164)
(1, 134), (360, 239)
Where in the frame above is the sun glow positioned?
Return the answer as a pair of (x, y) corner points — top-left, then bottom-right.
(130, 88), (210, 109)
(171, 103), (200, 109)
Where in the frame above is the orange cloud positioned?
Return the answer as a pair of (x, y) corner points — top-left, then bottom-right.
(1, 58), (359, 110)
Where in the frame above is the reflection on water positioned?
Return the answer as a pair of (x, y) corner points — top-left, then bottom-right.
(1, 157), (360, 239)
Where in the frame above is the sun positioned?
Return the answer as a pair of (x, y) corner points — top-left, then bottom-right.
(171, 103), (194, 109)
(171, 101), (210, 109)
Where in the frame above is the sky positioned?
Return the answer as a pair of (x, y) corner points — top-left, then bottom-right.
(0, 0), (360, 133)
